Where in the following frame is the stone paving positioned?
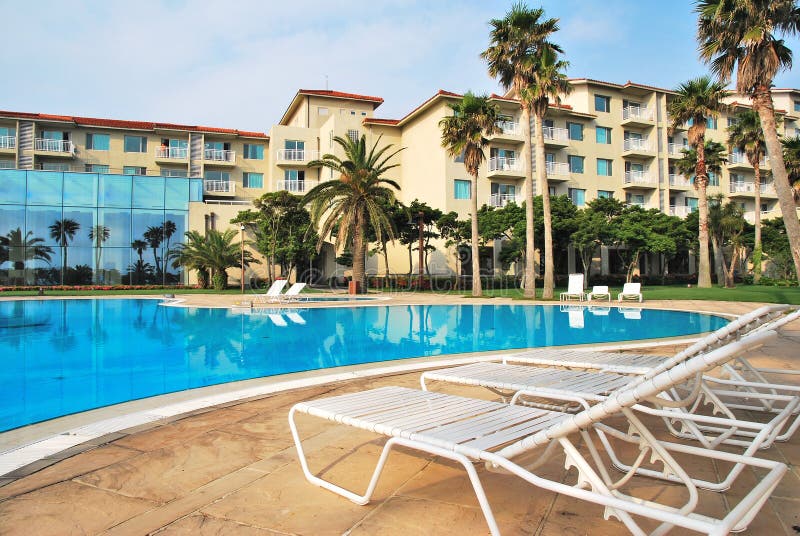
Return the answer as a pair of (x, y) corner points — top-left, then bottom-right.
(0, 296), (798, 535)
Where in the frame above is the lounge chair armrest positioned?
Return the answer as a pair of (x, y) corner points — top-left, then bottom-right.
(510, 389), (593, 411)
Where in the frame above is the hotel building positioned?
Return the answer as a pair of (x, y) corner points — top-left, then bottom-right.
(0, 81), (798, 285)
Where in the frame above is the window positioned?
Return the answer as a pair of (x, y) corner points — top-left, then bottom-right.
(454, 150), (465, 163)
(596, 126), (611, 144)
(318, 107), (329, 115)
(284, 169), (305, 182)
(598, 190), (614, 199)
(329, 131), (333, 148)
(243, 172), (264, 188)
(454, 179), (471, 200)
(548, 186), (557, 196)
(0, 159), (14, 169)
(161, 168), (187, 177)
(568, 155), (584, 173)
(0, 126), (15, 137)
(626, 193), (645, 206)
(205, 170), (230, 181)
(761, 202), (769, 212)
(361, 112), (367, 116)
(347, 129), (359, 143)
(86, 133), (110, 151)
(123, 166), (146, 175)
(567, 122), (583, 141)
(727, 116), (739, 127)
(708, 171), (719, 186)
(568, 188), (586, 206)
(243, 143), (264, 160)
(84, 164), (109, 173)
(594, 94), (611, 113)
(686, 198), (699, 211)
(124, 135), (147, 153)
(794, 100), (800, 112)
(39, 162), (70, 171)
(350, 110), (356, 116)
(706, 117), (718, 129)
(42, 130), (68, 140)
(597, 158), (613, 176)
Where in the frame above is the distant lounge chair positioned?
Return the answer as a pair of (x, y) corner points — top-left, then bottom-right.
(254, 279), (288, 305)
(588, 305), (611, 316)
(617, 282), (642, 302)
(586, 285), (610, 301)
(559, 273), (584, 301)
(280, 282), (307, 303)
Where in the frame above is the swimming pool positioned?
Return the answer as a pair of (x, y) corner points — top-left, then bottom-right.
(0, 299), (727, 432)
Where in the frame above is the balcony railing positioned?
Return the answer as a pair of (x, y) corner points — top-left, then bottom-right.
(624, 170), (656, 185)
(0, 136), (16, 150)
(276, 149), (320, 161)
(155, 146), (188, 159)
(623, 138), (651, 152)
(276, 179), (319, 193)
(204, 180), (235, 193)
(495, 120), (520, 135)
(669, 174), (692, 188)
(669, 205), (696, 218)
(668, 143), (686, 156)
(488, 193), (519, 207)
(729, 152), (769, 167)
(622, 106), (654, 122)
(488, 156), (523, 173)
(543, 126), (569, 142)
(546, 161), (570, 177)
(35, 138), (74, 153)
(203, 149), (236, 162)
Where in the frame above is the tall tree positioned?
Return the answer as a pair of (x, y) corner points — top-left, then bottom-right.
(697, 0), (800, 283)
(483, 3), (564, 298)
(0, 228), (53, 272)
(727, 109), (768, 282)
(143, 225), (163, 278)
(676, 141), (728, 284)
(668, 76), (729, 287)
(439, 92), (499, 296)
(709, 199), (748, 287)
(48, 218), (80, 285)
(305, 134), (403, 293)
(89, 224), (110, 283)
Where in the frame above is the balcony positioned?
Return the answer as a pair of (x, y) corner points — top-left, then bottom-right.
(155, 146), (188, 161)
(623, 170), (657, 188)
(203, 180), (235, 196)
(276, 179), (319, 194)
(728, 181), (774, 197)
(543, 126), (569, 147)
(545, 161), (570, 181)
(490, 120), (524, 144)
(621, 106), (655, 127)
(488, 193), (520, 207)
(203, 149), (236, 165)
(488, 156), (525, 178)
(622, 138), (654, 158)
(34, 138), (75, 156)
(275, 149), (321, 165)
(728, 152), (769, 170)
(667, 143), (687, 159)
(0, 136), (16, 152)
(669, 174), (693, 189)
(669, 205), (696, 218)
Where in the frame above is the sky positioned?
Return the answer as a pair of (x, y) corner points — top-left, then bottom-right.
(3, 0), (800, 133)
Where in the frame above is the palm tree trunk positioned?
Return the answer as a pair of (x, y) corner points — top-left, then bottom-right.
(723, 246), (738, 288)
(753, 88), (800, 285)
(470, 171), (482, 297)
(61, 244), (67, 285)
(351, 207), (366, 294)
(753, 162), (762, 284)
(522, 105), (535, 298)
(695, 139), (712, 288)
(535, 111), (554, 299)
(711, 235), (725, 285)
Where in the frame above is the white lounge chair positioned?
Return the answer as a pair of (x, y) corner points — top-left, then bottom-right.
(290, 332), (787, 536)
(619, 307), (642, 320)
(588, 305), (611, 316)
(586, 285), (611, 301)
(560, 304), (585, 329)
(617, 282), (642, 302)
(254, 279), (288, 304)
(559, 273), (584, 301)
(280, 282), (307, 303)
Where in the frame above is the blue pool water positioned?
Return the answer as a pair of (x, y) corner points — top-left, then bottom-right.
(0, 299), (727, 432)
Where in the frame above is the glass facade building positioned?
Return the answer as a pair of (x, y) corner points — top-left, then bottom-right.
(0, 169), (203, 286)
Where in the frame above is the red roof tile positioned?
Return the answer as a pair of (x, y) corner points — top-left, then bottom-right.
(298, 89), (384, 103)
(363, 118), (400, 125)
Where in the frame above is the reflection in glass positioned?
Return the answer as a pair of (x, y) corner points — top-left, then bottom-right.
(26, 171), (63, 205)
(133, 176), (165, 209)
(63, 173), (98, 207)
(165, 178), (190, 210)
(0, 170), (26, 205)
(99, 209), (132, 248)
(98, 174), (132, 208)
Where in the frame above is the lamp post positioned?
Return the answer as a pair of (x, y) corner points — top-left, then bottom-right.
(240, 224), (245, 294)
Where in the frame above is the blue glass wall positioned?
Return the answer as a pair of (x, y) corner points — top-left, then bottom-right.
(0, 170), (203, 286)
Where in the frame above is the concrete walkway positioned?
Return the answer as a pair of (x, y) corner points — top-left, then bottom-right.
(0, 297), (798, 535)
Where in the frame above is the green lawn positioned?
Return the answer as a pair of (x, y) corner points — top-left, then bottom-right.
(454, 285), (800, 304)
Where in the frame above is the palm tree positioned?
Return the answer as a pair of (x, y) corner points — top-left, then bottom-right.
(172, 230), (211, 288)
(697, 0), (800, 283)
(48, 218), (80, 285)
(781, 136), (800, 202)
(304, 134), (403, 294)
(161, 220), (177, 285)
(0, 228), (54, 272)
(143, 225), (163, 279)
(483, 2), (563, 298)
(439, 92), (499, 297)
(677, 141), (728, 284)
(130, 239), (149, 284)
(668, 76), (729, 288)
(727, 109), (767, 282)
(88, 225), (110, 283)
(172, 229), (256, 290)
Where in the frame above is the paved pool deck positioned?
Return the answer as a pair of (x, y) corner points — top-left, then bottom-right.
(0, 295), (798, 535)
